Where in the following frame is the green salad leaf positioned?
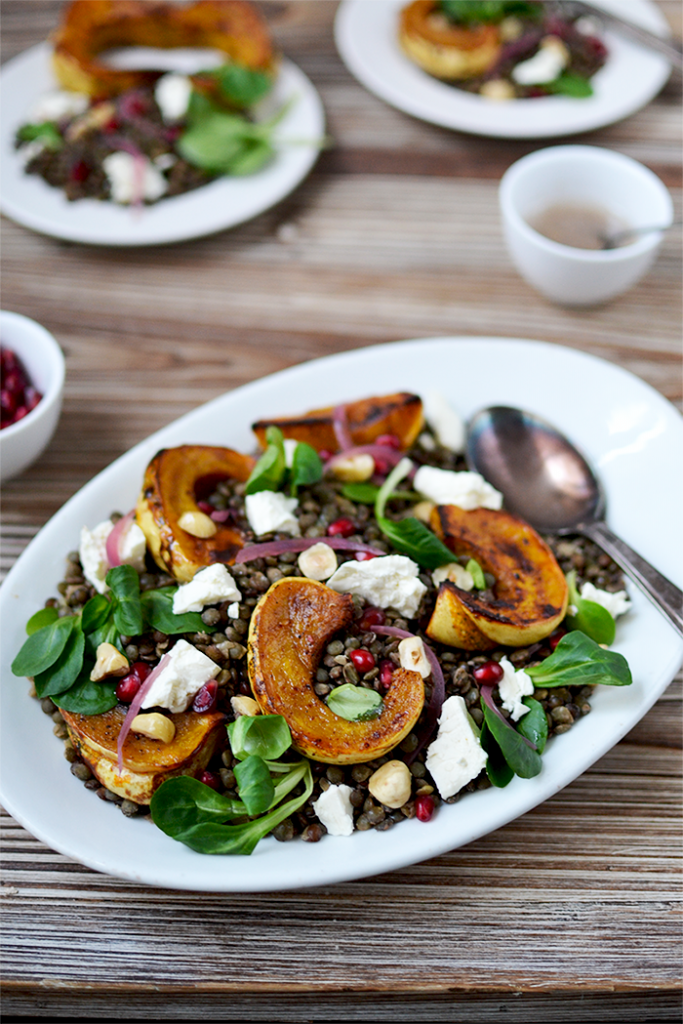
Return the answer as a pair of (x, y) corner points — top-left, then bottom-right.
(33, 626), (85, 698)
(440, 0), (540, 24)
(209, 63), (273, 108)
(140, 587), (208, 635)
(17, 122), (63, 150)
(106, 565), (144, 637)
(516, 696), (548, 754)
(289, 442), (323, 496)
(466, 558), (486, 590)
(228, 713), (293, 761)
(480, 720), (514, 788)
(233, 754), (275, 817)
(564, 571), (616, 646)
(245, 425), (287, 494)
(547, 73), (594, 98)
(326, 682), (383, 722)
(26, 607), (59, 635)
(527, 631), (632, 688)
(11, 615), (76, 678)
(374, 459), (454, 570)
(482, 701), (543, 779)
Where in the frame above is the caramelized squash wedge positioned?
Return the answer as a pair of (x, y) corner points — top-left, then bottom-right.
(52, 0), (275, 97)
(62, 706), (226, 804)
(136, 445), (255, 582)
(252, 392), (424, 453)
(248, 577), (425, 764)
(426, 505), (568, 649)
(399, 0), (501, 81)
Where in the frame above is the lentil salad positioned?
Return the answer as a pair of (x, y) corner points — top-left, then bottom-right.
(14, 391), (633, 853)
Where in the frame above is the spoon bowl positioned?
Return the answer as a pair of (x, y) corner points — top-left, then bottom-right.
(467, 406), (683, 637)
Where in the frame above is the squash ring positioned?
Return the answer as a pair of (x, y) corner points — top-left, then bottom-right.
(398, 0), (501, 81)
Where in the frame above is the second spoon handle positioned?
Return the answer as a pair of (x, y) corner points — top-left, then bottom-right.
(580, 520), (683, 638)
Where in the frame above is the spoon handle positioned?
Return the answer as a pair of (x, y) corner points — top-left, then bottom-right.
(580, 521), (683, 638)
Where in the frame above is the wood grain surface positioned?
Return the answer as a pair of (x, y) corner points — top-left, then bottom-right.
(1, 2), (681, 1020)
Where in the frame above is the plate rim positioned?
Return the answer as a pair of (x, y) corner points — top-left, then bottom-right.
(0, 43), (325, 246)
(1, 335), (682, 891)
(334, 0), (672, 139)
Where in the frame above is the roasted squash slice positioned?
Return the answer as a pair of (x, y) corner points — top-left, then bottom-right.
(426, 505), (568, 649)
(62, 706), (226, 804)
(252, 392), (424, 454)
(248, 577), (425, 764)
(399, 0), (501, 81)
(52, 0), (275, 97)
(135, 445), (255, 582)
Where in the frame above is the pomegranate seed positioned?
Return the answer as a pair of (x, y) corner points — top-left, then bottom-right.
(373, 456), (392, 475)
(358, 606), (386, 630)
(354, 551), (377, 561)
(192, 680), (218, 713)
(25, 386), (42, 412)
(327, 517), (356, 538)
(13, 405), (28, 422)
(197, 500), (214, 514)
(198, 770), (221, 790)
(4, 370), (23, 394)
(1, 390), (17, 418)
(1, 350), (18, 372)
(473, 661), (504, 685)
(115, 675), (141, 702)
(415, 794), (435, 822)
(349, 649), (375, 673)
(549, 629), (566, 651)
(379, 659), (394, 690)
(70, 160), (89, 183)
(103, 117), (120, 133)
(318, 449), (333, 462)
(375, 433), (401, 449)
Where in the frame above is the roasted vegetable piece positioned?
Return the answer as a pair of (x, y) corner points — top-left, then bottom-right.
(252, 392), (424, 453)
(398, 0), (501, 81)
(52, 0), (275, 97)
(426, 505), (568, 648)
(135, 445), (255, 582)
(62, 706), (226, 803)
(248, 577), (425, 764)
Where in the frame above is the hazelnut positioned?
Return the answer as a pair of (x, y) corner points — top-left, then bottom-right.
(178, 510), (217, 538)
(432, 562), (474, 591)
(398, 636), (431, 678)
(368, 760), (412, 809)
(298, 542), (338, 581)
(90, 642), (129, 682)
(130, 713), (176, 744)
(329, 453), (375, 482)
(231, 695), (261, 717)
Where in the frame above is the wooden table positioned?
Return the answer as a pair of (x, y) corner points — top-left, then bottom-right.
(1, 2), (681, 1020)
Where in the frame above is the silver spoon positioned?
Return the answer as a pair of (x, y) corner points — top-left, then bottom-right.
(466, 406), (683, 637)
(600, 220), (681, 250)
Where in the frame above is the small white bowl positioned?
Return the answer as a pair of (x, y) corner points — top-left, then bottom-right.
(0, 311), (65, 482)
(499, 146), (674, 306)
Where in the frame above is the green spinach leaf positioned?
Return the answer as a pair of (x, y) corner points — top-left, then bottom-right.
(53, 668), (118, 715)
(516, 697), (548, 754)
(482, 702), (542, 779)
(11, 616), (76, 678)
(26, 607), (59, 635)
(150, 776), (247, 838)
(140, 587), (209, 635)
(81, 594), (112, 635)
(33, 625), (85, 698)
(479, 720), (514, 788)
(326, 683), (382, 722)
(106, 565), (143, 637)
(547, 73), (593, 98)
(244, 426), (287, 495)
(289, 442), (323, 496)
(233, 754), (275, 816)
(17, 122), (63, 150)
(377, 515), (455, 571)
(228, 713), (292, 761)
(526, 631), (632, 688)
(565, 571), (616, 646)
(210, 64), (273, 108)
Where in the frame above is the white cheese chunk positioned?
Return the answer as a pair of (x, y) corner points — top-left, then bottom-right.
(227, 602), (240, 619)
(498, 656), (534, 721)
(102, 151), (168, 204)
(172, 564), (242, 614)
(326, 554), (427, 618)
(423, 391), (465, 452)
(432, 562), (475, 591)
(580, 582), (631, 619)
(413, 466), (503, 511)
(154, 73), (192, 122)
(245, 491), (300, 537)
(312, 784), (355, 836)
(28, 90), (89, 123)
(140, 639), (219, 713)
(79, 518), (146, 594)
(425, 695), (488, 799)
(512, 36), (569, 85)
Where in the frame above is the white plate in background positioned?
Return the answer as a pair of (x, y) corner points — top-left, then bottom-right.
(335, 0), (672, 138)
(1, 337), (681, 891)
(0, 44), (324, 246)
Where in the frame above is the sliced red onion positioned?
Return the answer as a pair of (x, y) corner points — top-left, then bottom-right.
(234, 536), (385, 564)
(105, 510), (135, 569)
(117, 652), (171, 773)
(332, 404), (354, 452)
(374, 625), (445, 764)
(210, 509), (232, 523)
(480, 684), (537, 750)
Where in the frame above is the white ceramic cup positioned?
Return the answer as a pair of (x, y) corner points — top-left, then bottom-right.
(499, 145), (674, 306)
(0, 311), (65, 482)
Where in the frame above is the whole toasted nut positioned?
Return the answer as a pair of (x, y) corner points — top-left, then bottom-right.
(368, 760), (412, 809)
(65, 100), (115, 140)
(231, 695), (261, 717)
(130, 713), (176, 743)
(329, 453), (375, 482)
(412, 500), (435, 523)
(298, 542), (338, 581)
(432, 562), (474, 591)
(90, 642), (129, 682)
(178, 510), (217, 538)
(398, 636), (431, 678)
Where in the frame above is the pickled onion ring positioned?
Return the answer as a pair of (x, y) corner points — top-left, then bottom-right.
(105, 510), (136, 568)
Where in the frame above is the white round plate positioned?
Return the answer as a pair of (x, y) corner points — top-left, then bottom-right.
(1, 338), (681, 891)
(0, 44), (325, 246)
(335, 0), (672, 138)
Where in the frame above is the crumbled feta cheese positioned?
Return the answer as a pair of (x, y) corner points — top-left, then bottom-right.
(575, 15), (602, 36)
(512, 36), (569, 85)
(154, 73), (192, 122)
(227, 602), (240, 619)
(28, 90), (89, 123)
(79, 518), (146, 594)
(102, 152), (168, 204)
(580, 582), (631, 619)
(312, 784), (355, 836)
(326, 554), (427, 618)
(245, 491), (300, 537)
(154, 153), (177, 171)
(140, 639), (219, 713)
(413, 466), (503, 511)
(423, 392), (465, 452)
(498, 656), (533, 721)
(398, 636), (431, 678)
(172, 564), (242, 614)
(425, 695), (488, 799)
(432, 562), (474, 591)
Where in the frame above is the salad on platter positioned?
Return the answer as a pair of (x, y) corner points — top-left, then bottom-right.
(14, 0), (302, 206)
(12, 390), (633, 856)
(398, 0), (608, 99)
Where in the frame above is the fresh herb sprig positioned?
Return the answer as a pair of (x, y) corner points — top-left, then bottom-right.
(440, 0), (540, 25)
(374, 459), (455, 571)
(17, 122), (63, 151)
(244, 426), (323, 497)
(564, 570), (616, 645)
(150, 714), (313, 855)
